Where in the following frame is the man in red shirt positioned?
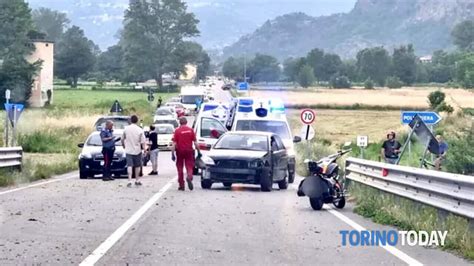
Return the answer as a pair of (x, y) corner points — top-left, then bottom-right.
(172, 117), (201, 191)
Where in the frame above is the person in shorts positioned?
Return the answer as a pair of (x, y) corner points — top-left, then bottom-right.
(148, 125), (159, 175)
(381, 131), (402, 164)
(122, 115), (146, 187)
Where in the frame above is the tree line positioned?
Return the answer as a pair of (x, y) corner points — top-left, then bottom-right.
(222, 20), (474, 89)
(0, 0), (211, 105)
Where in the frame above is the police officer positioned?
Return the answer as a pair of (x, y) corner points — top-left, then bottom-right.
(381, 131), (402, 164)
(100, 120), (116, 181)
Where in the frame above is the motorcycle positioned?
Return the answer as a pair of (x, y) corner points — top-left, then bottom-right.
(297, 147), (351, 210)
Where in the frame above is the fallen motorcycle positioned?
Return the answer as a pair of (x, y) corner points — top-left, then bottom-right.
(297, 147), (351, 210)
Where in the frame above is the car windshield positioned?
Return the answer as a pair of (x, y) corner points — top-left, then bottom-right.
(95, 118), (129, 130)
(156, 119), (178, 128)
(181, 95), (203, 104)
(156, 126), (174, 134)
(156, 108), (172, 116)
(86, 134), (122, 146)
(235, 120), (291, 140)
(214, 134), (268, 151)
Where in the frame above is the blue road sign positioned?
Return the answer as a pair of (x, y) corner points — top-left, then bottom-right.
(401, 111), (442, 125)
(4, 103), (24, 127)
(237, 82), (249, 91)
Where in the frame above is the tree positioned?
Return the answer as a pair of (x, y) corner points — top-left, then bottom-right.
(55, 26), (96, 87)
(330, 75), (351, 89)
(452, 20), (474, 52)
(385, 76), (403, 89)
(247, 54), (281, 83)
(392, 44), (417, 85)
(0, 0), (41, 104)
(222, 57), (244, 81)
(283, 57), (305, 82)
(306, 48), (325, 81)
(96, 45), (125, 81)
(356, 47), (391, 86)
(456, 54), (474, 89)
(322, 53), (342, 81)
(32, 8), (69, 42)
(428, 90), (445, 109)
(196, 52), (211, 81)
(122, 0), (199, 88)
(297, 64), (315, 88)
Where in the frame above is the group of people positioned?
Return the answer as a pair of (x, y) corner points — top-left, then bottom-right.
(100, 115), (201, 190)
(381, 131), (448, 170)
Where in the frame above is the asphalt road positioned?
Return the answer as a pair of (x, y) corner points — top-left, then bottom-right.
(0, 81), (470, 265)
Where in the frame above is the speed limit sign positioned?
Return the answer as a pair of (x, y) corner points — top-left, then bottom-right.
(300, 109), (315, 125)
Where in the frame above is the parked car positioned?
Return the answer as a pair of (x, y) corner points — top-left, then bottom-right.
(200, 131), (289, 191)
(165, 102), (187, 117)
(154, 117), (179, 128)
(154, 107), (176, 122)
(94, 116), (130, 131)
(155, 124), (175, 150)
(221, 84), (233, 91)
(78, 130), (127, 179)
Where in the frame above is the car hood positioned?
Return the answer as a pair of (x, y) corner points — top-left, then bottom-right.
(158, 134), (173, 141)
(207, 149), (268, 160)
(82, 146), (125, 155)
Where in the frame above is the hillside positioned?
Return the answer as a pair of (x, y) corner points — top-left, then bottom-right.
(223, 0), (474, 60)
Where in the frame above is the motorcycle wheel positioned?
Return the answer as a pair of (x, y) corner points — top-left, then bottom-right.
(309, 197), (323, 210)
(333, 197), (346, 209)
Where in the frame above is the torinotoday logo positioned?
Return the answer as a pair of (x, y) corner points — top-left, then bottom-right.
(340, 230), (448, 247)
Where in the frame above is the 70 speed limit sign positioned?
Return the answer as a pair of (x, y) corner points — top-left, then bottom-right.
(300, 109), (315, 124)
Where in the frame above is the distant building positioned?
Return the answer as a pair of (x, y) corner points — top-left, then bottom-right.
(26, 41), (54, 107)
(419, 55), (432, 63)
(179, 64), (197, 81)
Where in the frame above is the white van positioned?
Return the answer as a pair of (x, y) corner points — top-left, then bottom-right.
(180, 86), (205, 113)
(230, 97), (301, 183)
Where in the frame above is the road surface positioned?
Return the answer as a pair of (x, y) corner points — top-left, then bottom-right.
(0, 81), (469, 265)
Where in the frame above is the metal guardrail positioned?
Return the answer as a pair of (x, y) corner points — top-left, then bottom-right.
(0, 147), (23, 169)
(345, 157), (474, 219)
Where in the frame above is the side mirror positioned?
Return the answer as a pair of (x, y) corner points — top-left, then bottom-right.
(78, 143), (84, 148)
(293, 136), (302, 143)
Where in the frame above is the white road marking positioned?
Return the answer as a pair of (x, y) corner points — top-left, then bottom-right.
(324, 206), (423, 266)
(0, 172), (77, 196)
(79, 178), (175, 266)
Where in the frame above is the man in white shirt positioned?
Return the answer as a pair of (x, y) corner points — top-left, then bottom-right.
(122, 115), (146, 187)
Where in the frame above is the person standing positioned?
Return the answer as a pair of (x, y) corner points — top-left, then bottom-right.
(435, 135), (448, 171)
(381, 131), (402, 164)
(122, 115), (146, 187)
(100, 120), (116, 181)
(172, 117), (201, 191)
(157, 96), (163, 108)
(148, 125), (159, 175)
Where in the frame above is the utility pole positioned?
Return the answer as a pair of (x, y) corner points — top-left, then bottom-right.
(4, 89), (10, 147)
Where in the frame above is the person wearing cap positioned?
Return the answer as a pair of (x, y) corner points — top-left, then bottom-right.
(434, 135), (448, 171)
(172, 117), (201, 191)
(381, 131), (402, 164)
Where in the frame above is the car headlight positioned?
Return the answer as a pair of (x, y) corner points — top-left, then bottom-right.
(79, 152), (92, 159)
(201, 155), (215, 166)
(249, 160), (263, 168)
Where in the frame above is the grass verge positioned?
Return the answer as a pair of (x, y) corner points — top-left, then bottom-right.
(350, 182), (474, 260)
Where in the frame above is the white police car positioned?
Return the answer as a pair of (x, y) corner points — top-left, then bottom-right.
(230, 97), (301, 183)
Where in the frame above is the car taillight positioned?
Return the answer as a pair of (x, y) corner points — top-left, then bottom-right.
(198, 142), (211, 151)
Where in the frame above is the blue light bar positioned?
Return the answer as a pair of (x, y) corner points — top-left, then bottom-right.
(238, 106), (253, 113)
(203, 105), (218, 112)
(238, 98), (254, 106)
(269, 98), (285, 113)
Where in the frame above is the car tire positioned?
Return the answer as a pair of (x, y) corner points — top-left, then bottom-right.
(288, 170), (295, 184)
(310, 197), (324, 210)
(79, 171), (89, 179)
(260, 170), (273, 192)
(278, 176), (288, 190)
(333, 197), (346, 209)
(223, 182), (232, 188)
(201, 180), (212, 189)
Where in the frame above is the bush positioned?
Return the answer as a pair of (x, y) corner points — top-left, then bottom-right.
(435, 101), (454, 114)
(445, 129), (474, 175)
(330, 75), (351, 89)
(364, 78), (375, 89)
(385, 76), (403, 88)
(18, 128), (87, 154)
(297, 64), (316, 88)
(428, 90), (446, 109)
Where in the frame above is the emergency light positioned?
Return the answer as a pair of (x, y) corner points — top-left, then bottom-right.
(203, 105), (218, 112)
(255, 108), (268, 117)
(269, 99), (285, 113)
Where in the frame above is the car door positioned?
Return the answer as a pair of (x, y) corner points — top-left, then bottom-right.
(275, 135), (289, 177)
(270, 136), (284, 179)
(196, 117), (228, 151)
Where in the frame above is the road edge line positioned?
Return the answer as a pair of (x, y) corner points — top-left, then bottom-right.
(79, 179), (174, 266)
(324, 206), (423, 266)
(0, 171), (77, 196)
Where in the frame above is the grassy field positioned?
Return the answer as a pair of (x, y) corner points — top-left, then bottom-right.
(250, 87), (474, 110)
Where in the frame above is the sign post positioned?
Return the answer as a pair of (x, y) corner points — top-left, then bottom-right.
(4, 89), (10, 147)
(357, 135), (368, 159)
(300, 109), (316, 141)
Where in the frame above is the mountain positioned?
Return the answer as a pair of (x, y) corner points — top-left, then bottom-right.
(26, 0), (356, 50)
(223, 0), (474, 60)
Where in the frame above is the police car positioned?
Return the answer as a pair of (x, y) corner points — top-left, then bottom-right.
(230, 97), (301, 183)
(192, 102), (230, 151)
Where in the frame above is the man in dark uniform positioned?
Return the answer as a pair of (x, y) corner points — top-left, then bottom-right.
(100, 120), (116, 181)
(381, 131), (402, 164)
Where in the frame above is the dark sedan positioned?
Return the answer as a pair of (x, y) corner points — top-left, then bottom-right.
(200, 131), (289, 191)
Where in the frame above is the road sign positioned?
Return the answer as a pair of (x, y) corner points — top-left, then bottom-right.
(300, 109), (315, 125)
(4, 103), (24, 128)
(300, 125), (315, 141)
(357, 135), (368, 148)
(5, 89), (10, 100)
(401, 111), (441, 125)
(237, 82), (249, 91)
(110, 100), (123, 113)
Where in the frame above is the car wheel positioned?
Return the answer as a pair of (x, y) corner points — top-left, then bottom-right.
(310, 197), (324, 210)
(223, 182), (232, 188)
(260, 170), (273, 192)
(201, 180), (212, 189)
(333, 197), (346, 209)
(288, 170), (295, 184)
(79, 171), (89, 179)
(278, 176), (288, 190)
